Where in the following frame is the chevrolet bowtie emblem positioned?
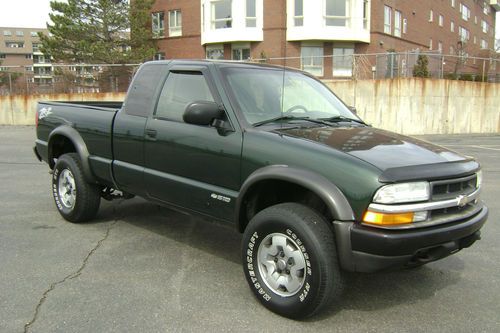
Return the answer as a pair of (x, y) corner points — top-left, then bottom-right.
(456, 195), (468, 207)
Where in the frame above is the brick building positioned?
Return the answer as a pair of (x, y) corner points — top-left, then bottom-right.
(150, 0), (498, 79)
(0, 27), (53, 84)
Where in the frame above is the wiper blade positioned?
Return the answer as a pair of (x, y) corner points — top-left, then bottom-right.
(253, 115), (329, 127)
(319, 115), (367, 125)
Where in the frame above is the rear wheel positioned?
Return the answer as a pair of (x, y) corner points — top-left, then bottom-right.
(242, 203), (343, 319)
(52, 153), (101, 222)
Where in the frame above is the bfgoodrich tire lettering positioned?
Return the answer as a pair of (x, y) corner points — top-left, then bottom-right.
(52, 153), (101, 223)
(242, 203), (343, 319)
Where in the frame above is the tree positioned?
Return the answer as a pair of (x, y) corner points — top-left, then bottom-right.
(412, 54), (430, 78)
(40, 0), (157, 64)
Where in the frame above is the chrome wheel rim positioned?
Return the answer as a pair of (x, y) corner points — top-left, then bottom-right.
(58, 169), (76, 209)
(257, 233), (306, 297)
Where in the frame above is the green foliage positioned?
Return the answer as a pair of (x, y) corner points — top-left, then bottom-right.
(40, 0), (157, 64)
(412, 54), (430, 78)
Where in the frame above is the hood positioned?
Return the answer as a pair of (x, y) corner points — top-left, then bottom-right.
(275, 126), (467, 171)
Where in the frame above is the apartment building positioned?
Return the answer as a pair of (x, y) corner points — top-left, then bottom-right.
(0, 27), (53, 84)
(150, 0), (498, 79)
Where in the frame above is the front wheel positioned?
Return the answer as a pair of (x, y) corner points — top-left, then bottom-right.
(52, 153), (101, 222)
(241, 203), (343, 319)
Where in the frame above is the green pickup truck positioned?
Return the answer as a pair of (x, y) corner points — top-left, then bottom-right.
(34, 60), (488, 319)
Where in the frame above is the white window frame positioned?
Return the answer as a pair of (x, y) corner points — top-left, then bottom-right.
(481, 20), (488, 34)
(152, 12), (165, 38)
(451, 0), (455, 8)
(480, 39), (488, 49)
(3, 30), (11, 36)
(429, 10), (433, 22)
(246, 0), (257, 27)
(403, 18), (407, 34)
(301, 44), (324, 77)
(460, 4), (470, 21)
(169, 10), (182, 37)
(325, 0), (350, 27)
(206, 44), (224, 59)
(438, 15), (443, 27)
(332, 44), (354, 77)
(384, 6), (391, 34)
(294, 0), (303, 26)
(451, 20), (455, 32)
(211, 0), (232, 30)
(394, 10), (401, 37)
(16, 30), (24, 37)
(438, 41), (443, 53)
(232, 43), (251, 60)
(429, 38), (433, 50)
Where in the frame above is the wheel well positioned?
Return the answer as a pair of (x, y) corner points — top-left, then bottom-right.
(49, 135), (77, 168)
(238, 180), (333, 233)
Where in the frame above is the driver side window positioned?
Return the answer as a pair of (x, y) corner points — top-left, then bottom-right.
(156, 72), (214, 122)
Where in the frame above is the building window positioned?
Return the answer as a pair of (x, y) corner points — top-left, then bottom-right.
(481, 20), (489, 34)
(332, 45), (354, 77)
(438, 15), (443, 27)
(325, 0), (349, 27)
(206, 45), (224, 59)
(474, 16), (477, 25)
(169, 10), (182, 37)
(26, 66), (33, 72)
(152, 12), (165, 38)
(246, 0), (256, 27)
(32, 43), (41, 52)
(394, 10), (401, 37)
(384, 6), (391, 34)
(294, 0), (303, 26)
(458, 26), (469, 41)
(403, 18), (407, 34)
(362, 0), (368, 29)
(473, 35), (477, 44)
(429, 10), (433, 22)
(25, 54), (32, 59)
(30, 31), (38, 37)
(232, 44), (250, 60)
(429, 38), (433, 50)
(451, 21), (455, 32)
(460, 4), (470, 21)
(451, 0), (455, 7)
(211, 0), (232, 29)
(301, 44), (323, 76)
(154, 52), (165, 60)
(438, 41), (443, 53)
(0, 54), (6, 59)
(449, 46), (454, 55)
(3, 30), (11, 36)
(480, 39), (488, 49)
(16, 31), (24, 37)
(5, 42), (24, 48)
(483, 1), (490, 15)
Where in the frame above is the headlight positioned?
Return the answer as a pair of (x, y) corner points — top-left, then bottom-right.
(476, 170), (482, 189)
(373, 182), (430, 204)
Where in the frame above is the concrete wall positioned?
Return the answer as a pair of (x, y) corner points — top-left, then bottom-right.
(0, 92), (126, 126)
(325, 79), (499, 134)
(0, 79), (498, 135)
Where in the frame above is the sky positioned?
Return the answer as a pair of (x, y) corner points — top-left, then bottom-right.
(0, 0), (499, 48)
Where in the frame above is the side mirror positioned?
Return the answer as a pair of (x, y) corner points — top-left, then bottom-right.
(183, 101), (224, 126)
(348, 106), (357, 114)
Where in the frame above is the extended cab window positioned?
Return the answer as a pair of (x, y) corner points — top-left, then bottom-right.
(156, 72), (214, 122)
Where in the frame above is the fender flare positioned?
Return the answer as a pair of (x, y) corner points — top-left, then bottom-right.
(48, 125), (96, 183)
(236, 165), (355, 232)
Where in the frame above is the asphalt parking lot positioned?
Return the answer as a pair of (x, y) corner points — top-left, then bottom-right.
(1, 126), (499, 333)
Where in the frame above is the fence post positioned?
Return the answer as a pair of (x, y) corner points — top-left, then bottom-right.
(482, 60), (486, 82)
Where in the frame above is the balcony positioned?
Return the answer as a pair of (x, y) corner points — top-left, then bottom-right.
(490, 0), (499, 11)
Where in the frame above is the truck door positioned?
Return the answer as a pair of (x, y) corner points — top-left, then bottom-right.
(143, 65), (242, 222)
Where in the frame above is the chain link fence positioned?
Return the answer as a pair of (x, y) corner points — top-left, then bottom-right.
(0, 64), (140, 96)
(0, 51), (498, 95)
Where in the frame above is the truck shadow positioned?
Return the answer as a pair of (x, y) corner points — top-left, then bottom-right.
(95, 198), (464, 318)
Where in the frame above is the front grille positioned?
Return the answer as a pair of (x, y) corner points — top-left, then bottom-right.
(431, 174), (477, 201)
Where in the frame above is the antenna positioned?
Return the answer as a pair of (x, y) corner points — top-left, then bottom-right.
(280, 0), (287, 121)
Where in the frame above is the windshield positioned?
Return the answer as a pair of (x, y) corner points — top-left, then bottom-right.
(221, 67), (359, 125)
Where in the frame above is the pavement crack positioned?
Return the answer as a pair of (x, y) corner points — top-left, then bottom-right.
(23, 220), (117, 333)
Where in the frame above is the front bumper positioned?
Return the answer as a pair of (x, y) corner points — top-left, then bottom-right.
(333, 204), (488, 273)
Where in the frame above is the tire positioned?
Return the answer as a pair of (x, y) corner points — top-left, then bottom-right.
(241, 203), (343, 319)
(52, 153), (101, 223)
